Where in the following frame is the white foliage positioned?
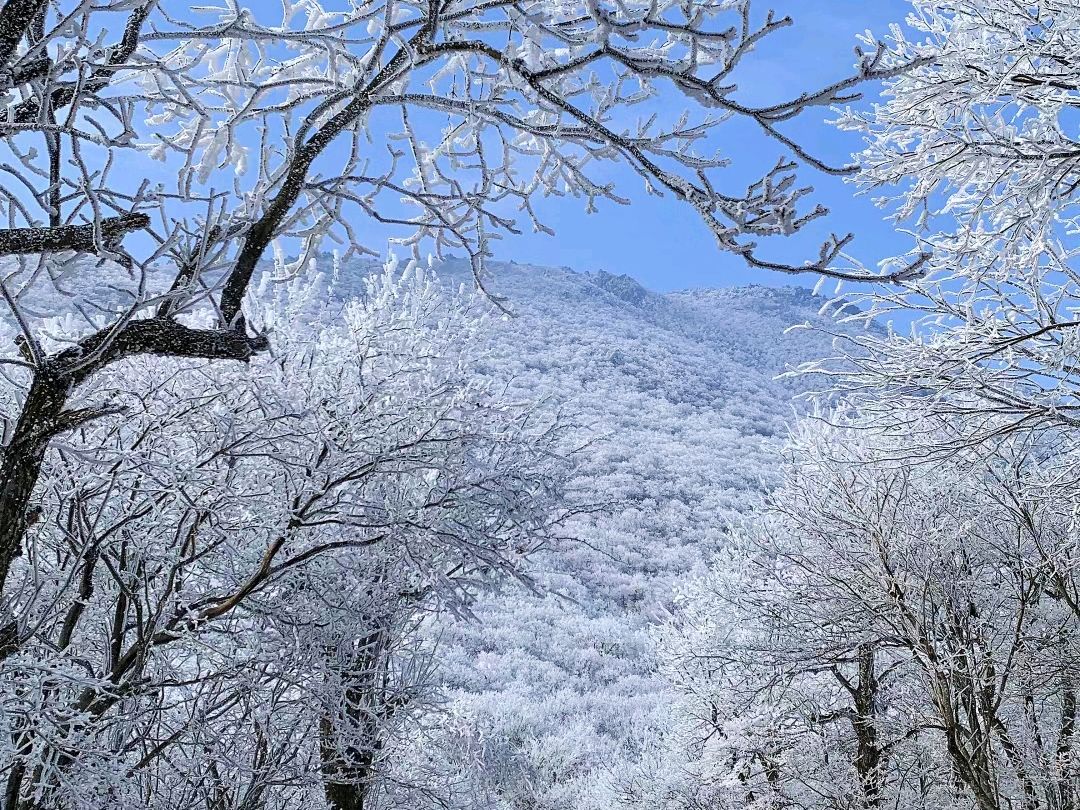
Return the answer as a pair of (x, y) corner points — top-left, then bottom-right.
(0, 265), (571, 808)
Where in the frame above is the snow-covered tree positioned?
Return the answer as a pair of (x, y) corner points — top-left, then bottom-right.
(642, 5), (1080, 808)
(395, 3), (1080, 807)
(640, 415), (1080, 810)
(0, 0), (926, 609)
(0, 262), (571, 808)
(807, 0), (1080, 456)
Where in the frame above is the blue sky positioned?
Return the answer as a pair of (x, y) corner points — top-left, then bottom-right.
(474, 0), (918, 293)
(124, 1), (921, 296)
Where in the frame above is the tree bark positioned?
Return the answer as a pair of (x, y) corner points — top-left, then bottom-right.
(0, 213), (149, 256)
(0, 370), (68, 598)
(0, 0), (48, 72)
(320, 625), (389, 810)
(1059, 679), (1077, 810)
(853, 642), (884, 809)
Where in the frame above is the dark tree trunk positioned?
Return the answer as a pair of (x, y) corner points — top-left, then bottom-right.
(0, 371), (70, 604)
(320, 687), (379, 810)
(323, 760), (372, 810)
(1059, 679), (1077, 810)
(320, 625), (387, 810)
(853, 642), (884, 808)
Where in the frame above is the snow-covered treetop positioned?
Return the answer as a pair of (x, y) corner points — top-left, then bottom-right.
(792, 1), (1080, 455)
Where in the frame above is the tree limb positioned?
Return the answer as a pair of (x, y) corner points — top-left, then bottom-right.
(0, 212), (149, 256)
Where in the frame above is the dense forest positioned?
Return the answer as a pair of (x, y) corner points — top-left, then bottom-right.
(0, 1), (1078, 808)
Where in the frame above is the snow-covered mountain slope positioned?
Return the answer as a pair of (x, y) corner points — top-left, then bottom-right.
(366, 259), (858, 808)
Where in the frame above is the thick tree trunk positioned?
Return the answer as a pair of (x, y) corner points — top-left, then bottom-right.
(0, 371), (69, 603)
(323, 765), (371, 810)
(320, 704), (377, 810)
(2, 759), (26, 810)
(1059, 680), (1077, 810)
(0, 380), (57, 810)
(853, 642), (884, 809)
(320, 625), (389, 810)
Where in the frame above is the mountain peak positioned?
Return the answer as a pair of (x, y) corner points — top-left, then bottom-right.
(587, 270), (654, 307)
